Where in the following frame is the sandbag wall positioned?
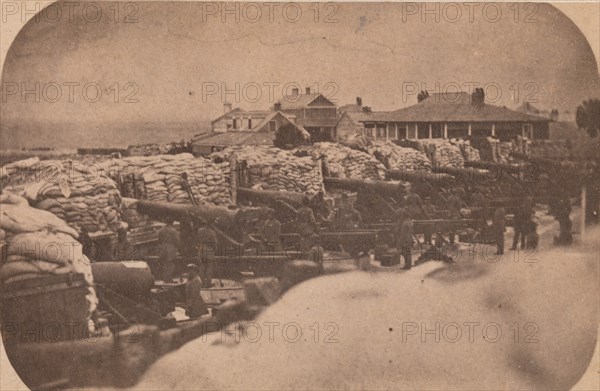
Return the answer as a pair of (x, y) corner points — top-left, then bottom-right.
(101, 153), (234, 205)
(0, 193), (98, 327)
(367, 141), (432, 172)
(1, 159), (122, 234)
(416, 139), (466, 168)
(295, 142), (387, 180)
(210, 146), (325, 194)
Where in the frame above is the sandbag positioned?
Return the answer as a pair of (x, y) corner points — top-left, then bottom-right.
(0, 203), (79, 238)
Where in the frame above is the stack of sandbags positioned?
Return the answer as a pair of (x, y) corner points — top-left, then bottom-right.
(367, 141), (432, 172)
(296, 142), (387, 180)
(2, 160), (122, 234)
(448, 139), (481, 162)
(101, 153), (233, 205)
(417, 139), (465, 168)
(210, 146), (324, 194)
(0, 192), (98, 321)
(486, 138), (514, 164)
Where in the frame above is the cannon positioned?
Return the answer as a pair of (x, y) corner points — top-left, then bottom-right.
(91, 261), (180, 329)
(323, 177), (405, 223)
(136, 200), (307, 278)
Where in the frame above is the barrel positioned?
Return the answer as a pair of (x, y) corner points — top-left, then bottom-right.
(91, 262), (154, 298)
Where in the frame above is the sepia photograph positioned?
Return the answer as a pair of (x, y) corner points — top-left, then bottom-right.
(0, 1), (599, 389)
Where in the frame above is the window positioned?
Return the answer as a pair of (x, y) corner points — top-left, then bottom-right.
(377, 125), (386, 138)
(269, 121), (276, 132)
(232, 119), (238, 129)
(248, 118), (252, 129)
(431, 123), (443, 138)
(417, 123), (429, 139)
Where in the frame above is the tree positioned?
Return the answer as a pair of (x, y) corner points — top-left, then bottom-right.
(576, 99), (600, 137)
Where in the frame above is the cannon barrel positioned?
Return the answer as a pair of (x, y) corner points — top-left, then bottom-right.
(430, 166), (501, 183)
(91, 261), (155, 297)
(464, 160), (522, 174)
(137, 200), (239, 230)
(387, 169), (456, 187)
(237, 187), (308, 207)
(323, 177), (403, 197)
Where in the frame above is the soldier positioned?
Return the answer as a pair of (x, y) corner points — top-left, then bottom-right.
(446, 188), (463, 244)
(511, 197), (533, 250)
(196, 220), (218, 288)
(422, 196), (436, 244)
(185, 264), (209, 319)
(396, 209), (414, 270)
(336, 193), (363, 230)
(115, 225), (137, 261)
(492, 207), (506, 255)
(553, 196), (573, 245)
(261, 209), (282, 252)
(405, 187), (424, 219)
(157, 218), (180, 281)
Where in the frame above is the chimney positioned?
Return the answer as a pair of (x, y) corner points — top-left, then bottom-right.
(223, 102), (232, 114)
(274, 102), (282, 111)
(292, 88), (299, 96)
(356, 97), (362, 106)
(306, 87), (311, 94)
(471, 88), (484, 105)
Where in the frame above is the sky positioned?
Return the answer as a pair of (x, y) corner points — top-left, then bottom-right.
(1, 1), (599, 127)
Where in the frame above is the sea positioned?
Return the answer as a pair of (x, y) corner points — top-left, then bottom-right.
(0, 120), (212, 152)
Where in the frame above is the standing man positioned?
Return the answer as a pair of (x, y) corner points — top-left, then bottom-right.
(396, 210), (414, 270)
(422, 196), (436, 244)
(405, 187), (424, 220)
(446, 188), (463, 244)
(296, 197), (319, 251)
(511, 197), (533, 250)
(196, 219), (219, 288)
(157, 218), (180, 281)
(553, 196), (573, 245)
(185, 264), (209, 319)
(492, 207), (507, 255)
(115, 225), (136, 261)
(261, 209), (282, 252)
(336, 193), (363, 230)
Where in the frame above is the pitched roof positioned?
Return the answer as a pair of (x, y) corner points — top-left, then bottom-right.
(357, 94), (549, 123)
(338, 104), (363, 113)
(276, 93), (334, 110)
(343, 111), (387, 123)
(194, 112), (309, 147)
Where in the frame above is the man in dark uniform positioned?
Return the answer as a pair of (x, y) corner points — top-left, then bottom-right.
(492, 207), (506, 255)
(511, 197), (533, 250)
(405, 187), (425, 219)
(157, 218), (180, 281)
(185, 264), (209, 319)
(553, 196), (573, 245)
(421, 196), (436, 244)
(196, 220), (219, 288)
(396, 209), (414, 270)
(261, 209), (283, 252)
(336, 193), (363, 230)
(296, 197), (319, 251)
(446, 188), (463, 244)
(115, 226), (136, 261)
